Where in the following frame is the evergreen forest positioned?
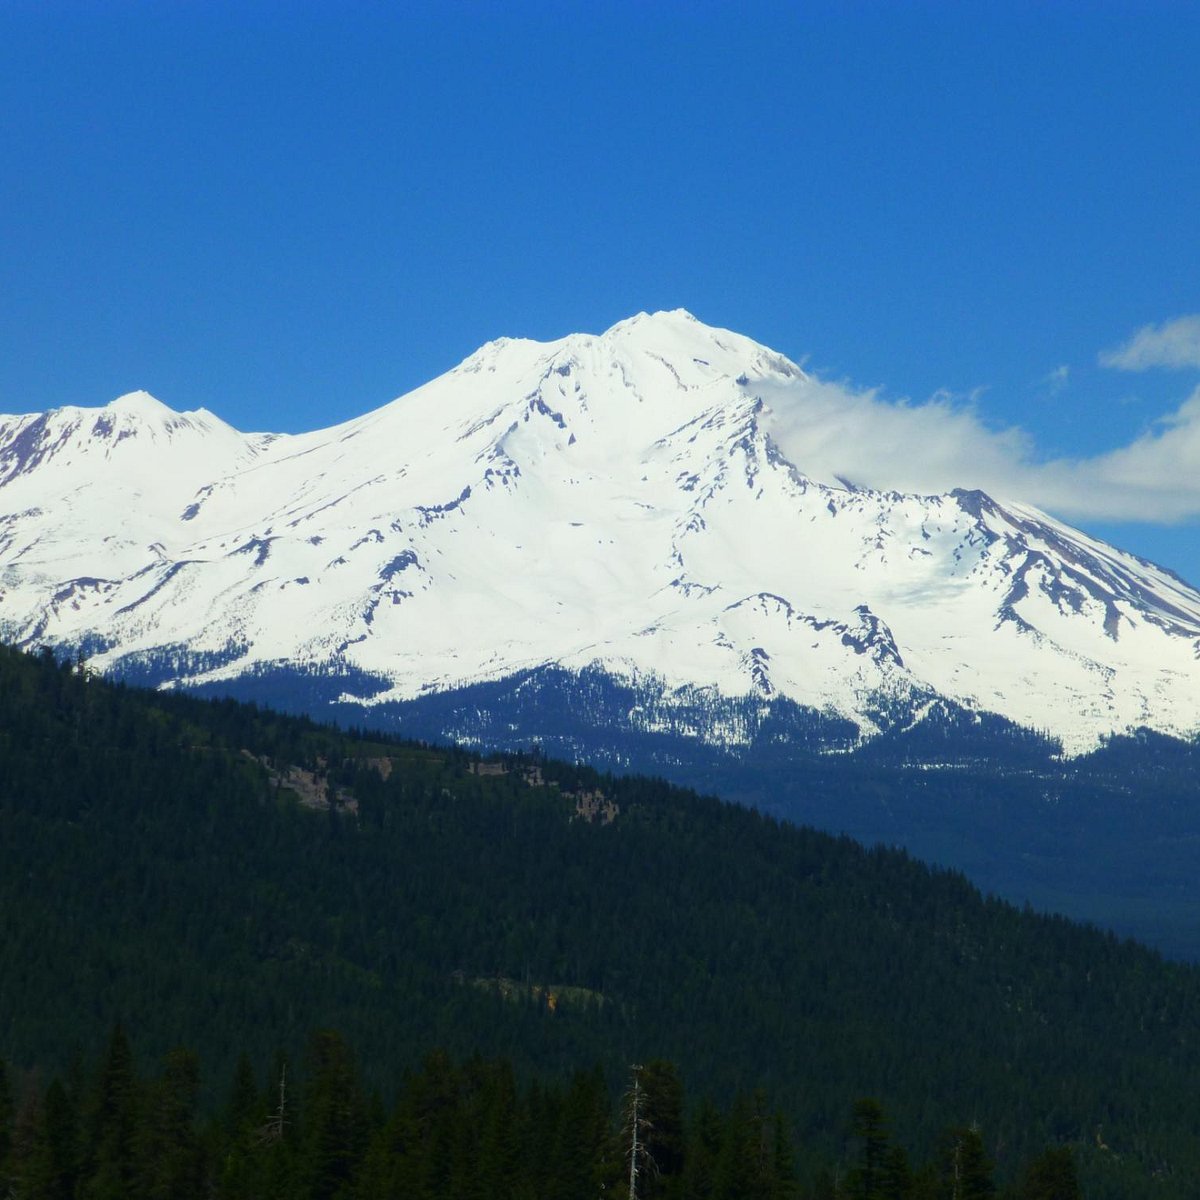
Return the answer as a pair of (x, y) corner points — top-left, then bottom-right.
(0, 1029), (1084, 1200)
(1, 645), (1198, 1197)
(171, 658), (1200, 958)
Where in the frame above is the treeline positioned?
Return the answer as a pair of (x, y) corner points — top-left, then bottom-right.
(0, 1028), (1081, 1200)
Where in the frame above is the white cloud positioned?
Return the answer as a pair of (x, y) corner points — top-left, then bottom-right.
(761, 376), (1200, 524)
(1043, 364), (1069, 394)
(761, 377), (1030, 497)
(1100, 315), (1200, 371)
(1044, 387), (1200, 521)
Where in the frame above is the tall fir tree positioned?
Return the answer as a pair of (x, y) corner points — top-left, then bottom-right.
(933, 1126), (994, 1200)
(78, 1024), (141, 1200)
(847, 1099), (891, 1200)
(137, 1048), (205, 1200)
(23, 1078), (78, 1200)
(299, 1030), (368, 1200)
(1018, 1146), (1081, 1200)
(0, 1058), (12, 1198)
(639, 1059), (686, 1199)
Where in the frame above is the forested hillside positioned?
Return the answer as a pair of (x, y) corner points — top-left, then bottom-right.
(1, 646), (1197, 1196)
(181, 661), (1200, 959)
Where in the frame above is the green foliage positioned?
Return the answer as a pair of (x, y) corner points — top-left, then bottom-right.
(932, 1126), (994, 1200)
(0, 1057), (12, 1194)
(847, 1098), (890, 1200)
(137, 1048), (204, 1200)
(0, 643), (1198, 1196)
(299, 1031), (367, 1200)
(0, 1040), (877, 1200)
(637, 1060), (685, 1197)
(1017, 1146), (1081, 1200)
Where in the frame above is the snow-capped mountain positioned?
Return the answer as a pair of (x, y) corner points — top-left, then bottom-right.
(3, 310), (1199, 754)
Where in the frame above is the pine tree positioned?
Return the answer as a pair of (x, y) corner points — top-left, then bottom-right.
(299, 1030), (367, 1200)
(846, 1098), (891, 1200)
(934, 1126), (994, 1200)
(78, 1023), (141, 1200)
(880, 1143), (913, 1200)
(223, 1053), (260, 1142)
(711, 1090), (771, 1200)
(767, 1110), (798, 1200)
(476, 1060), (521, 1200)
(809, 1167), (838, 1200)
(404, 1049), (462, 1200)
(137, 1048), (205, 1200)
(216, 1053), (263, 1200)
(7, 1071), (44, 1200)
(639, 1060), (685, 1199)
(680, 1097), (723, 1200)
(23, 1078), (78, 1200)
(0, 1058), (12, 1198)
(550, 1067), (611, 1200)
(1018, 1146), (1081, 1200)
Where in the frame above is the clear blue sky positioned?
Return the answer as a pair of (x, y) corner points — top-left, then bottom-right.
(2, 1), (1199, 579)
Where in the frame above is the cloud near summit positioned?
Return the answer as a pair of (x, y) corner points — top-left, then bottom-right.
(762, 371), (1200, 525)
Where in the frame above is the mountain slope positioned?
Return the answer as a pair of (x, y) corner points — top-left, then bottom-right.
(2, 311), (1199, 753)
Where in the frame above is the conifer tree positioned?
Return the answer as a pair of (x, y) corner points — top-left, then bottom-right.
(223, 1053), (260, 1142)
(476, 1060), (522, 1200)
(0, 1058), (11, 1198)
(137, 1048), (205, 1200)
(880, 1143), (913, 1200)
(639, 1059), (685, 1198)
(216, 1053), (263, 1200)
(1018, 1146), (1081, 1200)
(933, 1126), (994, 1200)
(405, 1049), (462, 1200)
(711, 1090), (772, 1200)
(299, 1030), (367, 1200)
(846, 1098), (890, 1200)
(6, 1071), (45, 1200)
(23, 1078), (78, 1200)
(768, 1110), (798, 1200)
(78, 1023), (140, 1200)
(551, 1067), (611, 1200)
(680, 1096), (723, 1200)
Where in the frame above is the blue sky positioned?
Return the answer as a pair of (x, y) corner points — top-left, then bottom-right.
(3, 1), (1199, 579)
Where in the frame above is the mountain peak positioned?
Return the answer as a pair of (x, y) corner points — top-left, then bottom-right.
(108, 389), (172, 415)
(449, 311), (803, 398)
(602, 308), (700, 334)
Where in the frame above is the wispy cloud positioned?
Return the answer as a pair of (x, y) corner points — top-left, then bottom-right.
(762, 377), (1200, 525)
(1049, 386), (1200, 521)
(1100, 315), (1200, 371)
(1043, 364), (1069, 394)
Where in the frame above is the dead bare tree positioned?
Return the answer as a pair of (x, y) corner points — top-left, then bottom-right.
(257, 1063), (289, 1145)
(622, 1064), (656, 1200)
